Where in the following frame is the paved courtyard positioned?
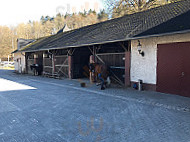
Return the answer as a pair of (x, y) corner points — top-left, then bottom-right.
(0, 70), (189, 142)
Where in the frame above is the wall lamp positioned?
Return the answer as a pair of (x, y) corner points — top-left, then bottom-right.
(137, 40), (144, 57)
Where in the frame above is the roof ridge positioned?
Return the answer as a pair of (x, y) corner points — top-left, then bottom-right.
(22, 0), (190, 52)
(61, 0), (189, 32)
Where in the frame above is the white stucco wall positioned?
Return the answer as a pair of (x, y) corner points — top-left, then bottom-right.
(131, 32), (190, 85)
(14, 52), (26, 73)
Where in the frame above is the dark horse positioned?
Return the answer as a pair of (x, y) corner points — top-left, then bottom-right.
(89, 63), (111, 90)
(30, 64), (43, 76)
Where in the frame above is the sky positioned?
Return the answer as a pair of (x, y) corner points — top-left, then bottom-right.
(0, 0), (104, 26)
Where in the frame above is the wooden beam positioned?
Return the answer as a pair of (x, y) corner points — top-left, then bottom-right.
(67, 48), (76, 56)
(119, 42), (127, 51)
(128, 41), (131, 52)
(96, 54), (105, 64)
(88, 47), (93, 54)
(55, 55), (68, 58)
(96, 52), (125, 56)
(52, 53), (55, 74)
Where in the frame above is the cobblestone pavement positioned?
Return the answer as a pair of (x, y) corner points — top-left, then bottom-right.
(0, 70), (190, 142)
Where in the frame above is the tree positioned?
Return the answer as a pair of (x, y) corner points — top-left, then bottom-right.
(0, 9), (110, 59)
(31, 21), (44, 38)
(0, 26), (14, 58)
(40, 16), (46, 24)
(42, 20), (54, 36)
(54, 14), (65, 31)
(104, 0), (170, 18)
(98, 9), (109, 22)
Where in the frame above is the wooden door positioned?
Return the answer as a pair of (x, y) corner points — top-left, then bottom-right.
(179, 43), (190, 97)
(157, 42), (190, 97)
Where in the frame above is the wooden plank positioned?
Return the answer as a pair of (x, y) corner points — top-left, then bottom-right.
(55, 65), (69, 67)
(44, 66), (53, 68)
(96, 52), (125, 56)
(55, 55), (68, 58)
(110, 66), (125, 69)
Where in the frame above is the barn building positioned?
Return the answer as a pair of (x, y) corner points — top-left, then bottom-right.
(21, 0), (190, 97)
(12, 39), (35, 73)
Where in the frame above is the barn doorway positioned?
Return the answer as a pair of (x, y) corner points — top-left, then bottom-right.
(26, 52), (43, 75)
(91, 42), (127, 86)
(157, 42), (190, 97)
(72, 47), (91, 79)
(43, 49), (69, 78)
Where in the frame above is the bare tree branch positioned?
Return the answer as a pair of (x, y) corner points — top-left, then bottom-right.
(104, 0), (170, 18)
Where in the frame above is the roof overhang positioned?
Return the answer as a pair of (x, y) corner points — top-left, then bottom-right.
(23, 29), (190, 53)
(11, 50), (18, 54)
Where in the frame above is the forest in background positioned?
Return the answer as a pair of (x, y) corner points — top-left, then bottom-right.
(0, 9), (108, 59)
(0, 0), (180, 59)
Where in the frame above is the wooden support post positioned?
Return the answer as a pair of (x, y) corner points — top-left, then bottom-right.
(125, 51), (131, 87)
(68, 55), (73, 79)
(34, 53), (37, 64)
(89, 55), (96, 83)
(93, 46), (96, 62)
(25, 53), (28, 74)
(33, 53), (38, 75)
(52, 53), (55, 75)
(89, 46), (97, 83)
(42, 52), (45, 75)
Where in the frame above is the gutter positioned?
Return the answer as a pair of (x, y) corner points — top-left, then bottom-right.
(22, 29), (190, 53)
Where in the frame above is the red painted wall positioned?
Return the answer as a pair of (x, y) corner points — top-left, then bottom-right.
(125, 51), (131, 87)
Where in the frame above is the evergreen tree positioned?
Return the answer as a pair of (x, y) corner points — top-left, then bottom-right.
(98, 9), (109, 22)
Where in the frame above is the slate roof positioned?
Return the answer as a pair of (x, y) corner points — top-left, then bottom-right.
(20, 36), (49, 51)
(21, 0), (190, 52)
(18, 39), (35, 49)
(12, 39), (35, 53)
(135, 10), (190, 37)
